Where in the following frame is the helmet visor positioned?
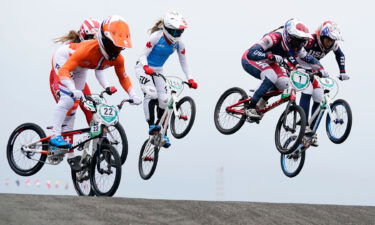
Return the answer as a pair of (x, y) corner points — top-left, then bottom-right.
(165, 27), (184, 37)
(101, 30), (124, 60)
(84, 34), (95, 40)
(289, 36), (307, 50)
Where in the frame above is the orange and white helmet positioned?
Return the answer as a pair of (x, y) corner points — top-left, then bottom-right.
(162, 11), (188, 43)
(98, 15), (132, 60)
(78, 18), (100, 41)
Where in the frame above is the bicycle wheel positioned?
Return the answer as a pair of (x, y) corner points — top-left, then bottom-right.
(275, 105), (306, 154)
(138, 139), (159, 180)
(214, 87), (248, 135)
(90, 143), (121, 196)
(71, 163), (94, 196)
(280, 136), (306, 178)
(107, 123), (128, 165)
(325, 99), (352, 144)
(170, 96), (196, 139)
(7, 123), (47, 176)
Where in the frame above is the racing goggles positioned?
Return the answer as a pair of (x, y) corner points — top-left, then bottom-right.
(165, 27), (184, 37)
(289, 36), (307, 50)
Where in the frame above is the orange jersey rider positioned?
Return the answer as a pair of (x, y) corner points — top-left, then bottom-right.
(50, 15), (141, 148)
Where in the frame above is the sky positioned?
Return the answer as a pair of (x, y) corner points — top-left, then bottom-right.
(0, 0), (374, 206)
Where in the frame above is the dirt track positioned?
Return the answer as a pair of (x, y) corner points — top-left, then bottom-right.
(0, 194), (374, 225)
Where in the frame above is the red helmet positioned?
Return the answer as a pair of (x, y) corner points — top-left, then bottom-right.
(78, 18), (100, 41)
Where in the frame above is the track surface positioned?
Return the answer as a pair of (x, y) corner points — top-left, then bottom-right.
(0, 194), (374, 225)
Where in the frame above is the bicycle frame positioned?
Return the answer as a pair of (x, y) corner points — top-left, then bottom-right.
(226, 89), (296, 116)
(21, 127), (93, 155)
(156, 90), (182, 138)
(308, 91), (338, 133)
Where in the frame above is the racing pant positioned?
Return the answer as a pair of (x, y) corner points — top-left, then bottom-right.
(135, 62), (168, 126)
(241, 58), (289, 108)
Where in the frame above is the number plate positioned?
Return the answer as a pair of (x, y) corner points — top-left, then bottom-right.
(90, 122), (101, 137)
(167, 77), (183, 91)
(99, 105), (118, 124)
(290, 70), (310, 90)
(319, 77), (335, 89)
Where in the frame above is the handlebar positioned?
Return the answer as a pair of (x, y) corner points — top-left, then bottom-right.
(83, 93), (133, 111)
(152, 73), (192, 88)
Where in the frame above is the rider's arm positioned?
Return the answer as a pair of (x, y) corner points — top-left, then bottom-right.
(138, 31), (162, 66)
(298, 48), (323, 70)
(114, 55), (135, 96)
(58, 49), (86, 91)
(246, 33), (280, 61)
(177, 41), (191, 80)
(95, 70), (110, 89)
(333, 46), (346, 73)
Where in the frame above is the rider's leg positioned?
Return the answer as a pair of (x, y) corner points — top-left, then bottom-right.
(310, 81), (324, 129)
(135, 64), (160, 133)
(51, 94), (75, 147)
(50, 72), (86, 147)
(49, 68), (60, 103)
(153, 75), (170, 147)
(300, 83), (313, 122)
(79, 83), (93, 125)
(153, 75), (168, 117)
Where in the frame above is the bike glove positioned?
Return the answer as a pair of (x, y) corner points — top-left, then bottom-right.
(143, 65), (154, 75)
(338, 73), (350, 81)
(72, 90), (85, 101)
(318, 68), (329, 78)
(267, 54), (283, 64)
(130, 95), (142, 105)
(105, 86), (118, 95)
(188, 79), (198, 89)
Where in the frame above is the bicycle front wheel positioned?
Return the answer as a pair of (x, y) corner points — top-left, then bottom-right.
(138, 139), (159, 180)
(71, 163), (94, 196)
(214, 87), (248, 135)
(90, 143), (121, 196)
(280, 136), (306, 178)
(107, 123), (128, 165)
(7, 123), (47, 176)
(325, 99), (352, 144)
(171, 96), (196, 139)
(275, 105), (306, 154)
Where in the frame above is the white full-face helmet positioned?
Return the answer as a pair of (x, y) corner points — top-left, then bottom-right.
(282, 18), (312, 52)
(162, 11), (188, 43)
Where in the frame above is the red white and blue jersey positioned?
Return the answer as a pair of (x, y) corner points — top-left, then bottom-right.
(243, 31), (323, 70)
(305, 34), (346, 73)
(138, 30), (191, 79)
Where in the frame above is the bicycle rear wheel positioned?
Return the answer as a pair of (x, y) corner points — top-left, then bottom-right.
(280, 136), (306, 178)
(325, 99), (352, 144)
(170, 96), (196, 139)
(214, 87), (248, 135)
(138, 139), (159, 180)
(90, 143), (121, 196)
(7, 123), (47, 176)
(275, 105), (306, 154)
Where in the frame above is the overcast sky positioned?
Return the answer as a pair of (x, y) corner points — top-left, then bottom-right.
(0, 0), (374, 206)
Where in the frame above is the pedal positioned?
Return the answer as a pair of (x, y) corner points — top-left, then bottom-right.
(68, 156), (83, 172)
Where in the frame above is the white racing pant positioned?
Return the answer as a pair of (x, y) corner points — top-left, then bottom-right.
(135, 63), (168, 124)
(52, 72), (88, 136)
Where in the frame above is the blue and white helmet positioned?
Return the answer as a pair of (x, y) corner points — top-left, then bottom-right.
(282, 18), (312, 52)
(316, 21), (343, 51)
